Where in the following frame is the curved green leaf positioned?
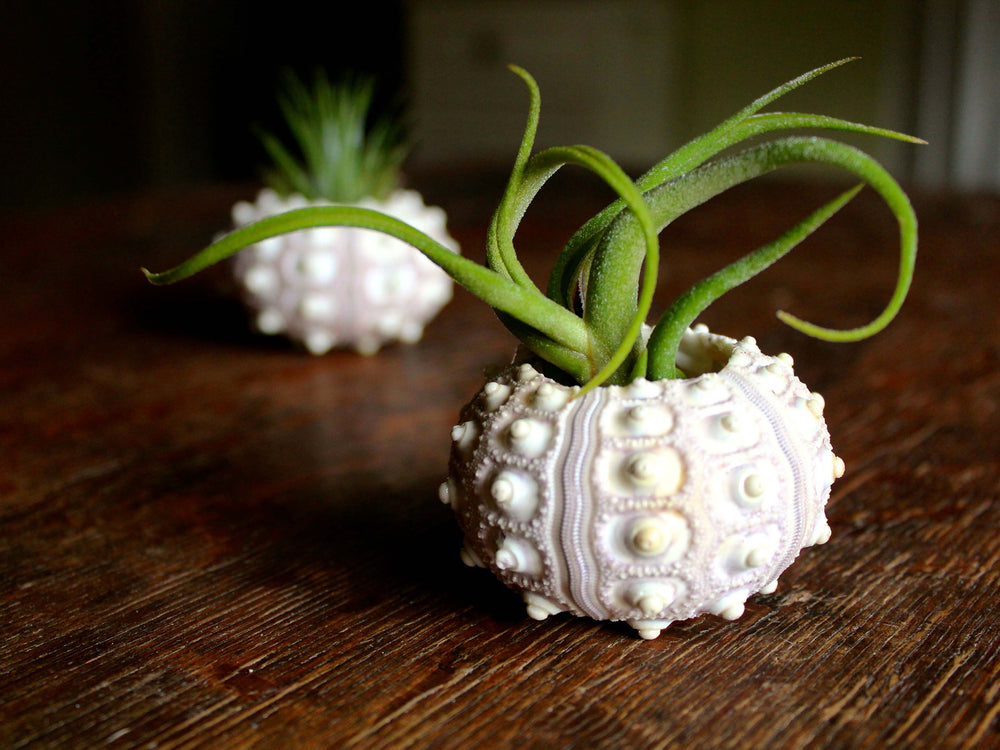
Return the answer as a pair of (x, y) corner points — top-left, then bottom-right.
(485, 65), (545, 288)
(143, 205), (590, 354)
(639, 136), (916, 377)
(547, 58), (922, 310)
(646, 184), (863, 379)
(524, 145), (659, 393)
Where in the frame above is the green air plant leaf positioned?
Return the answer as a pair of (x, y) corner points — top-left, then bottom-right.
(145, 60), (920, 390)
(256, 70), (408, 203)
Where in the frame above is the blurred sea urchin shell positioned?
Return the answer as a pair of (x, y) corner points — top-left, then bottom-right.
(231, 188), (458, 355)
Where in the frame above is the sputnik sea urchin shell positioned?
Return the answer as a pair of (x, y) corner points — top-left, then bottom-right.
(231, 188), (458, 355)
(440, 325), (845, 639)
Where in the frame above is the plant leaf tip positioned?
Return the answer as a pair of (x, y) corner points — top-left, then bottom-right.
(507, 64), (538, 90)
(775, 309), (874, 343)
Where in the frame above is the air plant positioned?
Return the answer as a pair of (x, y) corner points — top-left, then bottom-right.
(147, 58), (917, 388)
(226, 69), (456, 355)
(256, 69), (408, 203)
(146, 59), (921, 638)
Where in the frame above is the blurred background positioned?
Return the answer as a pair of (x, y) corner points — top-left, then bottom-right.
(1, 0), (997, 210)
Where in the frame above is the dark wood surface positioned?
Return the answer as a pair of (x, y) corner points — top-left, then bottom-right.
(3, 175), (999, 749)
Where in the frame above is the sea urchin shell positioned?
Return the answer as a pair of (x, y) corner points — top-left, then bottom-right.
(231, 188), (458, 355)
(440, 325), (844, 639)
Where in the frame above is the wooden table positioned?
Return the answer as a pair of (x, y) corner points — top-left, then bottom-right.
(3, 175), (999, 749)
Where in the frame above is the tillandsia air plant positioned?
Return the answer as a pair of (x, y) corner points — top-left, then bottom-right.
(255, 69), (408, 203)
(147, 59), (920, 639)
(228, 69), (457, 355)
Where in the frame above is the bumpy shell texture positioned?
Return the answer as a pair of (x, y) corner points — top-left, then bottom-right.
(231, 188), (458, 355)
(440, 325), (845, 639)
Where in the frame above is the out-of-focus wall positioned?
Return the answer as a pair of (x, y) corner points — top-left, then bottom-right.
(1, 0), (996, 208)
(405, 0), (915, 176)
(405, 0), (679, 171)
(405, 0), (1000, 192)
(0, 2), (148, 207)
(0, 0), (404, 208)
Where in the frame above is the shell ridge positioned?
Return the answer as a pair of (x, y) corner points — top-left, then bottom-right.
(560, 388), (610, 619)
(720, 369), (810, 577)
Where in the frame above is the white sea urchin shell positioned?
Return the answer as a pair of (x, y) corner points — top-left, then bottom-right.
(441, 325), (844, 639)
(231, 188), (458, 355)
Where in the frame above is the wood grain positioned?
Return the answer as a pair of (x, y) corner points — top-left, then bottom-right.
(1, 178), (998, 749)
